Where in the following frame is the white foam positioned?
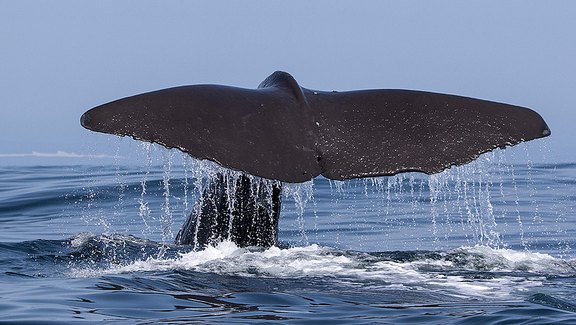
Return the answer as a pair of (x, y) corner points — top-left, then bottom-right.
(68, 242), (576, 299)
(456, 245), (568, 273)
(70, 232), (95, 248)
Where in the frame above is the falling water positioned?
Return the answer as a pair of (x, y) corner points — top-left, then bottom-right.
(160, 150), (174, 246)
(224, 170), (240, 239)
(163, 156), (283, 248)
(111, 144), (128, 233)
(283, 181), (315, 245)
(181, 154), (191, 218)
(296, 149), (524, 250)
(92, 142), (556, 252)
(138, 143), (153, 236)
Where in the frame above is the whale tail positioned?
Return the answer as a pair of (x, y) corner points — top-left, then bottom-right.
(81, 71), (550, 182)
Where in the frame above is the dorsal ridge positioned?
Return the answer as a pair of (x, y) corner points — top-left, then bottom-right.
(258, 71), (307, 104)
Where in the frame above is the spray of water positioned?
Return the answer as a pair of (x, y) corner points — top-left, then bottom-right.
(81, 140), (560, 253)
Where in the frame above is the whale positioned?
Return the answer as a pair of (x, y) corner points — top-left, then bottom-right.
(81, 71), (550, 248)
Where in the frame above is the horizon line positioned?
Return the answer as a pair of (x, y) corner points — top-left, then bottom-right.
(0, 150), (123, 159)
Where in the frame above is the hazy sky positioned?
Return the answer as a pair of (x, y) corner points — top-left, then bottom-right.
(1, 1), (575, 164)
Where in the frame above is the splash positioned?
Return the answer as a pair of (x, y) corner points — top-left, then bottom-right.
(68, 238), (576, 300)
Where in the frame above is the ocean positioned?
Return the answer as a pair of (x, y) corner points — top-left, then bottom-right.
(1, 146), (576, 324)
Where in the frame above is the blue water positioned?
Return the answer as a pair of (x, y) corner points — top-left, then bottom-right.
(1, 149), (576, 324)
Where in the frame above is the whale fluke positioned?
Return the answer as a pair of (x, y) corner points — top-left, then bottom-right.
(81, 71), (550, 183)
(81, 71), (550, 248)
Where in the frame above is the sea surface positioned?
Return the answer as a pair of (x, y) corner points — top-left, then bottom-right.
(1, 148), (576, 324)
